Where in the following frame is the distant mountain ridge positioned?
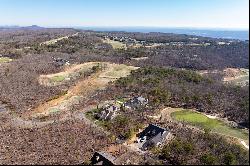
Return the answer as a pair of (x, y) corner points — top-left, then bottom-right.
(0, 25), (45, 30)
(22, 25), (45, 30)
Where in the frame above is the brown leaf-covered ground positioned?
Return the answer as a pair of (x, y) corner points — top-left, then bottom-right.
(0, 119), (111, 165)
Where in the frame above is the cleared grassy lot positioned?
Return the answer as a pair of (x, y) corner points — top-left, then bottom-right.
(99, 64), (139, 79)
(33, 62), (139, 118)
(171, 110), (249, 141)
(0, 57), (12, 63)
(39, 62), (100, 86)
(102, 39), (127, 49)
(51, 75), (66, 82)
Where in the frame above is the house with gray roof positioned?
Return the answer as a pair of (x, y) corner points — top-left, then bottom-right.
(136, 124), (170, 151)
(96, 104), (120, 121)
(123, 96), (148, 110)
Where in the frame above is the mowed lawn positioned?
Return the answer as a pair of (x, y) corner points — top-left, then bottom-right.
(171, 110), (249, 141)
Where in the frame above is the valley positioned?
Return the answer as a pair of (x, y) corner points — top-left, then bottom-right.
(0, 27), (249, 165)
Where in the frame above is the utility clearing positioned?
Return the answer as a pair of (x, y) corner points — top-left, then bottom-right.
(130, 57), (149, 61)
(170, 109), (249, 149)
(40, 32), (79, 46)
(0, 57), (12, 63)
(31, 62), (138, 118)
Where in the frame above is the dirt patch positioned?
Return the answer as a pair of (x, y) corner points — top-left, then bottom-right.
(31, 76), (109, 118)
(198, 68), (249, 87)
(223, 68), (246, 78)
(38, 62), (101, 86)
(223, 68), (249, 86)
(30, 62), (139, 119)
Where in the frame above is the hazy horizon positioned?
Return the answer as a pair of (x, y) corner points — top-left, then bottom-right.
(1, 25), (248, 32)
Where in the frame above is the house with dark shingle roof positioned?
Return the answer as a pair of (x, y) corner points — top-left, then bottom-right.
(136, 124), (170, 151)
(91, 151), (116, 165)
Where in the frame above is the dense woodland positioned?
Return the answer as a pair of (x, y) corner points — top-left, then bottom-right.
(108, 67), (249, 126)
(0, 27), (249, 165)
(90, 68), (249, 165)
(1, 28), (249, 70)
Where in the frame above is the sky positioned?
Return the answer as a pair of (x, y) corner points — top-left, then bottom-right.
(0, 0), (249, 29)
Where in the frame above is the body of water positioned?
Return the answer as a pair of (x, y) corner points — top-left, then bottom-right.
(79, 27), (249, 41)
